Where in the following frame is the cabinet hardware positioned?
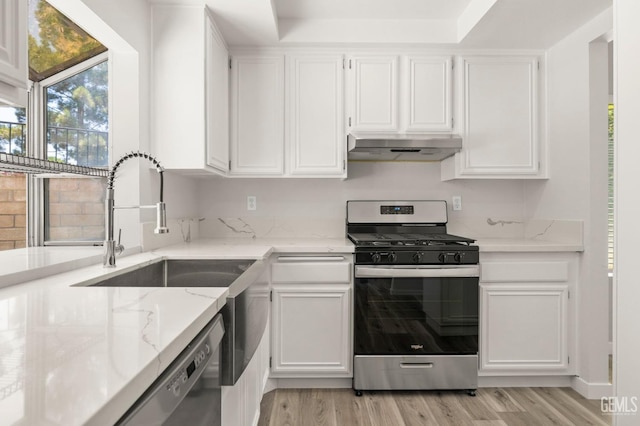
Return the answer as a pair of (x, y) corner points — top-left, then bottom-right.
(269, 357), (272, 368)
(349, 59), (352, 69)
(229, 58), (232, 69)
(342, 58), (345, 69)
(343, 160), (346, 171)
(270, 290), (272, 302)
(348, 117), (351, 127)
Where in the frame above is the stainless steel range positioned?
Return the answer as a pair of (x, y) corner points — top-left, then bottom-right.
(347, 200), (479, 397)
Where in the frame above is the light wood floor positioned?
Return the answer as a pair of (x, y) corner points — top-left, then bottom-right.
(258, 388), (611, 426)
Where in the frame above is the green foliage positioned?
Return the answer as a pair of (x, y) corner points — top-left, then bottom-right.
(26, 0), (109, 167)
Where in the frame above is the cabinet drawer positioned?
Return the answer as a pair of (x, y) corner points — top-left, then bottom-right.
(481, 261), (569, 282)
(272, 257), (351, 283)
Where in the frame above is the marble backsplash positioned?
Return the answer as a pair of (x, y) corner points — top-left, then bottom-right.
(142, 215), (583, 248)
(449, 217), (583, 245)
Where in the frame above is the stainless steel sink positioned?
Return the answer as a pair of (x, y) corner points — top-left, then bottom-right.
(84, 257), (269, 387)
(89, 259), (255, 288)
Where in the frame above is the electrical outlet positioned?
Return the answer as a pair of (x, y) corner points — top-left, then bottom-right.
(247, 196), (257, 211)
(452, 196), (462, 211)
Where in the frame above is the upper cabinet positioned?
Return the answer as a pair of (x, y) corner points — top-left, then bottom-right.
(288, 54), (345, 177)
(229, 55), (285, 176)
(347, 55), (399, 131)
(205, 15), (230, 173)
(346, 55), (453, 133)
(0, 0), (28, 107)
(152, 5), (229, 174)
(229, 54), (346, 178)
(404, 56), (453, 132)
(442, 55), (546, 179)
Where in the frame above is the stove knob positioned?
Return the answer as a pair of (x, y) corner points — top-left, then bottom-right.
(453, 253), (463, 264)
(412, 252), (424, 263)
(371, 253), (381, 263)
(438, 253), (448, 264)
(388, 252), (397, 263)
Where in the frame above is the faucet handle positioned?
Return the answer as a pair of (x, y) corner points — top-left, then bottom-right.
(115, 228), (124, 255)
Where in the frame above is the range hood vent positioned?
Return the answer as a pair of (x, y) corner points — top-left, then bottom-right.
(347, 133), (462, 162)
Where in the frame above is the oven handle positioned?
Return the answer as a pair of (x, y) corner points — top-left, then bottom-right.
(355, 265), (479, 278)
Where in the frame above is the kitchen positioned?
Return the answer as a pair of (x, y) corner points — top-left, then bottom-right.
(1, 0), (639, 425)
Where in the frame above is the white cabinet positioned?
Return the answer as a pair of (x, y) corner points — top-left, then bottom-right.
(229, 55), (285, 176)
(346, 55), (453, 133)
(404, 55), (453, 131)
(0, 0), (28, 107)
(288, 54), (346, 177)
(270, 255), (353, 377)
(442, 55), (544, 179)
(152, 5), (229, 174)
(479, 253), (576, 376)
(229, 54), (345, 178)
(347, 55), (399, 131)
(205, 14), (229, 172)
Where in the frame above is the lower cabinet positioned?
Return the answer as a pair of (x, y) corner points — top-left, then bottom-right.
(479, 253), (577, 376)
(270, 254), (353, 377)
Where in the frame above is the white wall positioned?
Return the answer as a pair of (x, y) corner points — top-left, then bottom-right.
(525, 8), (613, 397)
(613, 0), (640, 423)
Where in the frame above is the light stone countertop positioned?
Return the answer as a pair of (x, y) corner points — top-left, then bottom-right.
(0, 252), (230, 426)
(0, 238), (353, 426)
(475, 238), (584, 252)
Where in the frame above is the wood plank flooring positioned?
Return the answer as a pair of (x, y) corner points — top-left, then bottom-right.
(258, 388), (611, 426)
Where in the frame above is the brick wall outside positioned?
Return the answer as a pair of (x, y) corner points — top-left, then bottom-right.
(0, 173), (27, 251)
(48, 178), (107, 242)
(0, 175), (107, 251)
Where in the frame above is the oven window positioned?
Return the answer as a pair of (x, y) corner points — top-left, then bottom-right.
(354, 277), (478, 355)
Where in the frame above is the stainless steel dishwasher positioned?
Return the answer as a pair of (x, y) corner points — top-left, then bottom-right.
(116, 314), (224, 425)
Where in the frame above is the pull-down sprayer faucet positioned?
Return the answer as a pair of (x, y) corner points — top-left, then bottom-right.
(104, 151), (169, 267)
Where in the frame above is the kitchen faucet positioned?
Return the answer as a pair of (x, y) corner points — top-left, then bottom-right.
(104, 151), (169, 267)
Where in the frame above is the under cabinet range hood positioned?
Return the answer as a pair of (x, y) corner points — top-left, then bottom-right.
(347, 133), (462, 161)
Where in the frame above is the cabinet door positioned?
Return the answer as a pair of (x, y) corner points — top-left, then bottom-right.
(480, 284), (569, 373)
(458, 56), (539, 176)
(405, 56), (453, 131)
(230, 56), (284, 175)
(348, 56), (399, 131)
(288, 55), (345, 177)
(0, 0), (27, 106)
(205, 13), (229, 172)
(271, 285), (351, 377)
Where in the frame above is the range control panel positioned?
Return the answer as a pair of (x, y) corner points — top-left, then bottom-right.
(380, 205), (414, 215)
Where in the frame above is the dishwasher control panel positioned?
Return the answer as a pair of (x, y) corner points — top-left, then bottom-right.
(166, 343), (212, 397)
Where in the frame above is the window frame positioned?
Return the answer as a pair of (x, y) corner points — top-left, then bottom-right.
(27, 52), (109, 247)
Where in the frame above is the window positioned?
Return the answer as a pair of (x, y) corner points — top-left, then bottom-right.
(608, 103), (614, 271)
(40, 58), (108, 245)
(0, 0), (108, 251)
(0, 107), (27, 250)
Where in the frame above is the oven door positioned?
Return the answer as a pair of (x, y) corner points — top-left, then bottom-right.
(354, 265), (479, 356)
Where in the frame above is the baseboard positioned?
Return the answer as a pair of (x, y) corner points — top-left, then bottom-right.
(479, 376), (572, 388)
(571, 376), (613, 399)
(269, 378), (352, 389)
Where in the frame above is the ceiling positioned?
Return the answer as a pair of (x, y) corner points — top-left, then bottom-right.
(204, 0), (612, 48)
